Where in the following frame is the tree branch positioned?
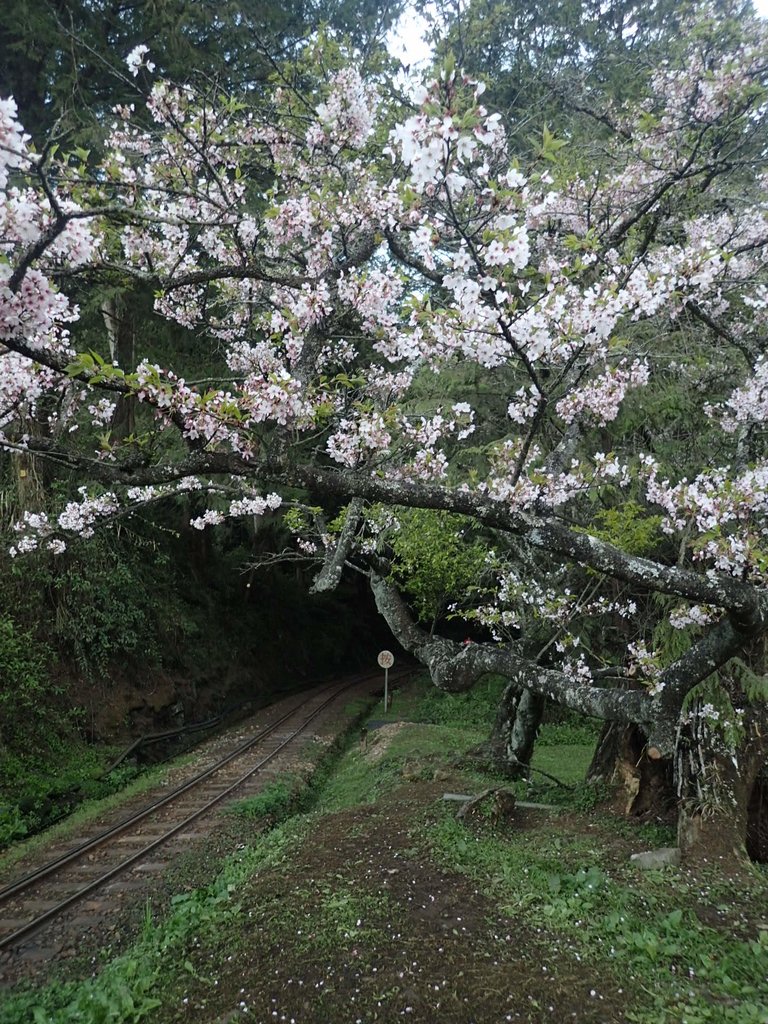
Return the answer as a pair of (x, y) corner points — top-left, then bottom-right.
(12, 439), (765, 629)
(310, 497), (364, 593)
(369, 573), (676, 749)
(656, 617), (749, 714)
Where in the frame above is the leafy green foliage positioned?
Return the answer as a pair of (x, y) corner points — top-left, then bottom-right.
(731, 658), (768, 703)
(227, 778), (296, 820)
(590, 501), (664, 557)
(0, 515), (199, 681)
(409, 674), (507, 726)
(387, 509), (488, 626)
(0, 613), (60, 758)
(434, 0), (706, 151)
(0, 742), (141, 851)
(49, 545), (167, 678)
(0, 805), (28, 847)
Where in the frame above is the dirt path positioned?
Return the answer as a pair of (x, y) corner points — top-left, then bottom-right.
(3, 707), (766, 1024)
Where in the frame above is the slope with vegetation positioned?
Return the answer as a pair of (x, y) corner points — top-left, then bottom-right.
(0, 0), (767, 876)
(2, 679), (766, 1024)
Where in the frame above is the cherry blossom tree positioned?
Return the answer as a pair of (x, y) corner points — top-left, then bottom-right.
(1, 6), (768, 858)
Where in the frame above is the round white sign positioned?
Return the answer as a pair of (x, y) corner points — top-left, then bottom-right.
(377, 650), (394, 669)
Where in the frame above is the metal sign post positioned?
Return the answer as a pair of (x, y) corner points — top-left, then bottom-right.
(377, 650), (394, 711)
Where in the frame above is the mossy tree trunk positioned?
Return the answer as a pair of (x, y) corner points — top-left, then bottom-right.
(588, 722), (676, 817)
(489, 685), (545, 777)
(675, 700), (768, 864)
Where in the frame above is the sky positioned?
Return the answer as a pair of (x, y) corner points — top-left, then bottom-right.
(387, 7), (432, 67)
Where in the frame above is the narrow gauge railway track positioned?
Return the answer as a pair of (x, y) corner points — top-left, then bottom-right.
(0, 669), (402, 961)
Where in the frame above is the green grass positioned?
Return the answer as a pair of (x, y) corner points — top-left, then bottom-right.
(406, 673), (508, 726)
(378, 672), (598, 790)
(3, 680), (765, 1024)
(531, 742), (596, 790)
(316, 720), (483, 813)
(426, 808), (768, 1023)
(225, 777), (297, 820)
(343, 697), (373, 717)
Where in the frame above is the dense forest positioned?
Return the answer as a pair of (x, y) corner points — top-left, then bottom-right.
(0, 0), (404, 838)
(1, 0), (768, 867)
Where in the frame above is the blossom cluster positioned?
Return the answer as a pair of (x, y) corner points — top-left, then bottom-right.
(0, 10), (767, 712)
(387, 73), (503, 194)
(556, 360), (649, 427)
(189, 492), (283, 530)
(0, 97), (28, 190)
(643, 457), (768, 580)
(9, 490), (120, 556)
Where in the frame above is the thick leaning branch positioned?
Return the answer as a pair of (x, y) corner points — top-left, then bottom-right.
(310, 497), (363, 594)
(368, 574), (679, 750)
(288, 466), (767, 625)
(656, 617), (752, 712)
(12, 438), (767, 629)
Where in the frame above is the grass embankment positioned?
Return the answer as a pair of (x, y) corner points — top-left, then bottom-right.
(0, 741), (151, 852)
(2, 676), (767, 1024)
(0, 756), (193, 878)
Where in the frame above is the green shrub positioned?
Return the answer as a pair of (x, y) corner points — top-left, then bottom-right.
(227, 778), (296, 820)
(49, 540), (168, 677)
(0, 805), (28, 846)
(411, 675), (507, 727)
(0, 614), (57, 749)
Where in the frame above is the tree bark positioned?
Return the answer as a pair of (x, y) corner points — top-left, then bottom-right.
(101, 291), (136, 439)
(487, 684), (545, 777)
(310, 499), (363, 594)
(588, 722), (675, 817)
(747, 768), (768, 863)
(13, 449), (45, 512)
(676, 701), (768, 863)
(507, 689), (546, 776)
(587, 721), (623, 783)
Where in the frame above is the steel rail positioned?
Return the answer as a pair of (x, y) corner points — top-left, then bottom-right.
(0, 668), (401, 953)
(0, 680), (338, 905)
